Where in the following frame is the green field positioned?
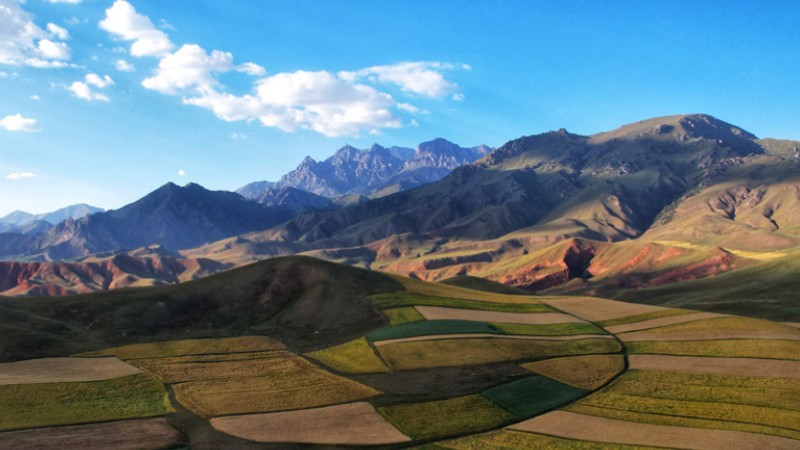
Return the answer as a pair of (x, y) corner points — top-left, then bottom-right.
(378, 395), (516, 439)
(0, 374), (172, 431)
(492, 322), (606, 336)
(369, 293), (553, 312)
(81, 336), (285, 360)
(482, 376), (589, 418)
(627, 339), (800, 360)
(305, 337), (389, 374)
(377, 337), (622, 370)
(369, 320), (501, 341)
(597, 309), (695, 327)
(384, 307), (426, 325)
(627, 316), (800, 334)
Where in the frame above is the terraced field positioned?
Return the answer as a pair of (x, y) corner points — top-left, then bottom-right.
(1, 263), (798, 449)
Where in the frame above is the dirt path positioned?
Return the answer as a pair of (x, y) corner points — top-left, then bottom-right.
(373, 333), (615, 347)
(628, 355), (800, 379)
(509, 410), (800, 450)
(0, 418), (183, 450)
(210, 402), (411, 445)
(415, 306), (586, 324)
(539, 297), (666, 322)
(605, 312), (726, 334)
(0, 357), (141, 385)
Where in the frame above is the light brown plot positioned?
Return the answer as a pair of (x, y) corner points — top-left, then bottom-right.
(0, 357), (141, 385)
(0, 418), (183, 450)
(521, 354), (625, 390)
(619, 331), (800, 342)
(373, 333), (614, 346)
(539, 297), (666, 322)
(629, 355), (800, 379)
(605, 312), (726, 334)
(211, 402), (411, 445)
(509, 410), (800, 450)
(415, 306), (585, 324)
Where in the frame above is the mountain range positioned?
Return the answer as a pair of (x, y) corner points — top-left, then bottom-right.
(237, 139), (491, 199)
(0, 204), (103, 235)
(1, 114), (799, 301)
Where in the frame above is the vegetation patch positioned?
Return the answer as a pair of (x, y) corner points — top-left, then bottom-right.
(417, 306), (583, 325)
(521, 355), (625, 390)
(369, 293), (553, 312)
(387, 275), (540, 303)
(131, 350), (303, 383)
(369, 320), (501, 342)
(482, 375), (589, 418)
(598, 309), (695, 327)
(540, 297), (666, 322)
(627, 339), (800, 360)
(384, 307), (426, 325)
(0, 374), (172, 431)
(629, 316), (800, 335)
(306, 337), (389, 374)
(377, 337), (621, 370)
(378, 394), (515, 440)
(493, 322), (606, 336)
(81, 336), (285, 360)
(439, 429), (659, 450)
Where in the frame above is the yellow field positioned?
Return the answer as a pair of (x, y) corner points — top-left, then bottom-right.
(376, 337), (621, 370)
(81, 336), (285, 360)
(306, 338), (389, 374)
(627, 339), (800, 360)
(521, 355), (624, 390)
(384, 307), (425, 325)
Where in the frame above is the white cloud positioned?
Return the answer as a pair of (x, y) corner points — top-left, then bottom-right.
(341, 62), (465, 97)
(142, 44), (233, 94)
(177, 169), (186, 176)
(115, 59), (134, 72)
(68, 73), (113, 101)
(86, 73), (114, 88)
(6, 171), (37, 180)
(452, 93), (465, 101)
(99, 0), (173, 57)
(0, 0), (73, 68)
(30, 94), (40, 100)
(0, 114), (42, 132)
(236, 62), (266, 76)
(99, 3), (463, 137)
(46, 23), (69, 40)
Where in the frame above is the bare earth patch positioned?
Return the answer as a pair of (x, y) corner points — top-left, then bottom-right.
(373, 333), (614, 346)
(210, 402), (411, 445)
(619, 330), (800, 342)
(415, 306), (585, 324)
(509, 410), (800, 450)
(605, 312), (726, 334)
(0, 357), (140, 385)
(540, 297), (666, 322)
(0, 418), (183, 450)
(629, 355), (800, 379)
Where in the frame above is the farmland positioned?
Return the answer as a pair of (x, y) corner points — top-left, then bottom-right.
(0, 257), (798, 448)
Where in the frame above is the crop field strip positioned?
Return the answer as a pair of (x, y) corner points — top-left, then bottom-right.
(604, 311), (727, 333)
(79, 336), (286, 360)
(521, 355), (625, 390)
(597, 308), (698, 327)
(384, 306), (426, 325)
(0, 373), (173, 431)
(369, 292), (554, 311)
(0, 418), (184, 450)
(414, 306), (587, 324)
(538, 297), (670, 322)
(375, 336), (622, 370)
(368, 319), (609, 343)
(435, 428), (666, 449)
(508, 410), (800, 450)
(627, 339), (800, 360)
(210, 402), (411, 445)
(0, 357), (141, 385)
(629, 355), (800, 379)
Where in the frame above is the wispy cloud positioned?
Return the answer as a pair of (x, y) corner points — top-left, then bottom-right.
(6, 172), (37, 180)
(0, 114), (42, 132)
(115, 59), (135, 72)
(0, 0), (74, 68)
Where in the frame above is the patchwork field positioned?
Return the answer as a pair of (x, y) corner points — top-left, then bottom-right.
(2, 264), (799, 449)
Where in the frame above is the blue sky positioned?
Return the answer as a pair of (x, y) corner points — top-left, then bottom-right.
(1, 0), (798, 215)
